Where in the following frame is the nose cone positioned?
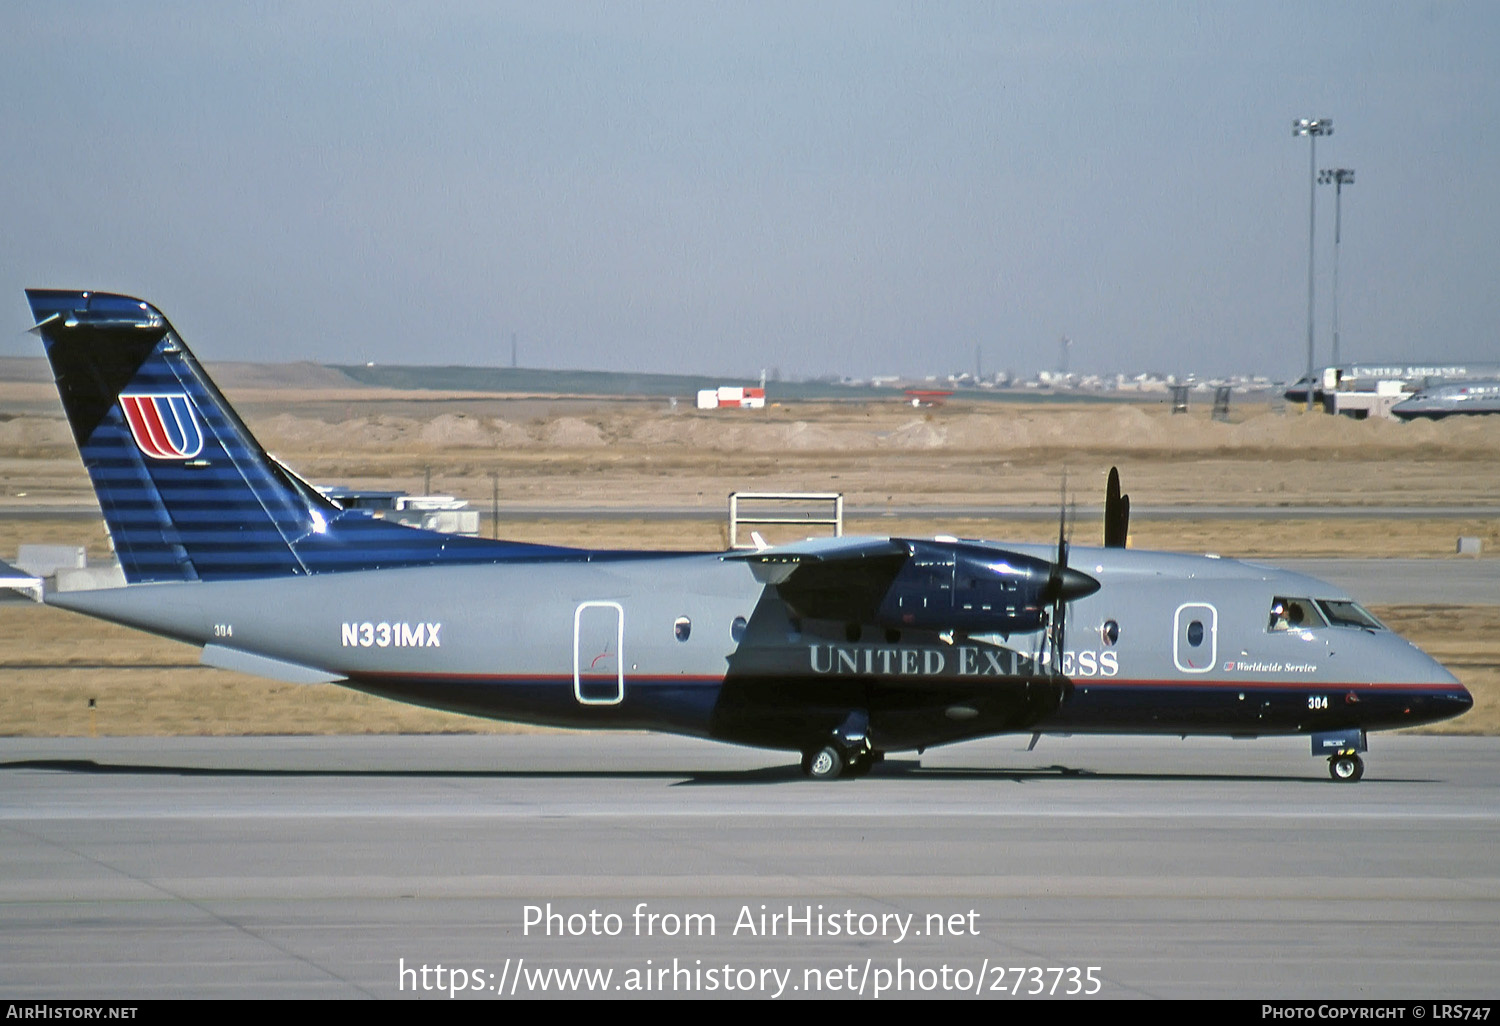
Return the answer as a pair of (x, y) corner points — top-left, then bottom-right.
(1433, 652), (1475, 714)
(1420, 677), (1475, 726)
(1057, 566), (1101, 602)
(1380, 635), (1473, 727)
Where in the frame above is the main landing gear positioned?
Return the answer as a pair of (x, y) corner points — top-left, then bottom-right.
(800, 743), (883, 780)
(1328, 752), (1365, 782)
(801, 711), (882, 780)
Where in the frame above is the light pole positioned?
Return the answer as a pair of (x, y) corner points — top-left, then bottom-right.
(1293, 118), (1332, 411)
(1319, 168), (1355, 369)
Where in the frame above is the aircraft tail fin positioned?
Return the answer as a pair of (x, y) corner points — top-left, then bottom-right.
(26, 289), (570, 583)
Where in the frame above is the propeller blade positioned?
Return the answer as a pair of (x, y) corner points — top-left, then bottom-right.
(1104, 466), (1130, 548)
(1038, 478), (1101, 680)
(1048, 478), (1072, 677)
(1057, 476), (1069, 557)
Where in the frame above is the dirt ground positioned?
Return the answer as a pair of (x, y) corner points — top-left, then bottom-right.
(0, 372), (1495, 738)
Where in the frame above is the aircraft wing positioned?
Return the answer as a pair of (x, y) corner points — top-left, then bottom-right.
(726, 537), (912, 622)
(725, 536), (909, 576)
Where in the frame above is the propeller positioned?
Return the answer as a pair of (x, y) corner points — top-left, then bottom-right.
(1041, 482), (1073, 678)
(1104, 465), (1130, 548)
(1038, 477), (1102, 682)
(1050, 496), (1069, 672)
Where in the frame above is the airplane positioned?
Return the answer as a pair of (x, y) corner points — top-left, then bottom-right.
(17, 289), (1473, 782)
(1285, 362), (1500, 408)
(1391, 381), (1500, 420)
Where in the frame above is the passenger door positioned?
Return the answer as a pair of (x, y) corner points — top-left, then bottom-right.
(573, 601), (625, 705)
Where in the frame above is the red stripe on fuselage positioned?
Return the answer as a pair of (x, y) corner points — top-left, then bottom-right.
(341, 672), (1456, 694)
(1073, 678), (1461, 692)
(349, 672), (727, 684)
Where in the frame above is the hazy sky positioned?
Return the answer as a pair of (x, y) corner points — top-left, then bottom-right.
(3, 2), (1496, 381)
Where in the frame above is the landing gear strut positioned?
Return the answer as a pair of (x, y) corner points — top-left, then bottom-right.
(1328, 752), (1365, 782)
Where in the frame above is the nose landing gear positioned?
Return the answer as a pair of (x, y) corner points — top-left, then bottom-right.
(1313, 729), (1367, 783)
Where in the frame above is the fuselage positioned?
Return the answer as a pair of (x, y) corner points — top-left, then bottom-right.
(1392, 381), (1500, 420)
(47, 542), (1471, 755)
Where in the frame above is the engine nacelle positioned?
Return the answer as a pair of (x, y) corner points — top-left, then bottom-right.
(772, 539), (1098, 636)
(877, 541), (1055, 634)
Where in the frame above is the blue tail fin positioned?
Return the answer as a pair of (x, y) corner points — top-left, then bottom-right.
(27, 289), (573, 582)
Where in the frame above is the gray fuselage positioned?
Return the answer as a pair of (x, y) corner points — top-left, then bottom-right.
(47, 541), (1470, 754)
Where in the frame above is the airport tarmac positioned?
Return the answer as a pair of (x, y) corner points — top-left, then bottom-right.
(2, 733), (1497, 1000)
(1268, 558), (1500, 605)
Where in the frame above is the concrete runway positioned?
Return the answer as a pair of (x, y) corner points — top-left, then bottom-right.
(2, 734), (1497, 1000)
(1281, 559), (1500, 605)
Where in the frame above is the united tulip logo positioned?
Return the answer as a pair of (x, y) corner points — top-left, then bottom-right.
(118, 394), (204, 460)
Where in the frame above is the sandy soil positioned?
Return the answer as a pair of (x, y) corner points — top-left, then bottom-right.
(5, 389), (1500, 512)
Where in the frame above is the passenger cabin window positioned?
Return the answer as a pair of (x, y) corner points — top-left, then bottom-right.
(1267, 597), (1327, 632)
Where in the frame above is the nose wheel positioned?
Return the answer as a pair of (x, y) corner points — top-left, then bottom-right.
(1328, 753), (1364, 782)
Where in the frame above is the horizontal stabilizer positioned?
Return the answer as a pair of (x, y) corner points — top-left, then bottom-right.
(0, 559), (43, 602)
(200, 643), (347, 685)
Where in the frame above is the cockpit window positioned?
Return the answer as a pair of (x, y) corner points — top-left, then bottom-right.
(1268, 596), (1327, 632)
(1315, 599), (1385, 630)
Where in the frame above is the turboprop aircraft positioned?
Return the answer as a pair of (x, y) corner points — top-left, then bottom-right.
(20, 289), (1473, 781)
(1392, 381), (1500, 420)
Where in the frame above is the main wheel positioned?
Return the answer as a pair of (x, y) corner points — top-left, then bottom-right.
(1328, 754), (1364, 782)
(802, 744), (845, 780)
